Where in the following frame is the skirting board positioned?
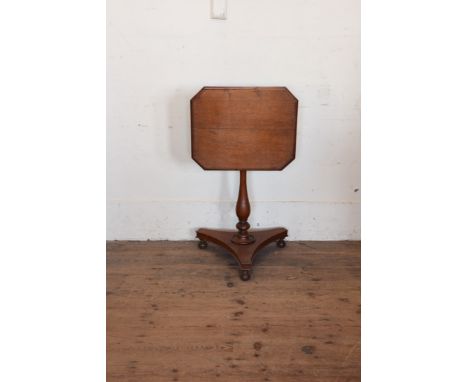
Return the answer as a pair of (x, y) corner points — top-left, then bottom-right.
(107, 200), (360, 241)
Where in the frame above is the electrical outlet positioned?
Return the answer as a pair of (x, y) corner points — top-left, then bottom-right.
(211, 0), (227, 20)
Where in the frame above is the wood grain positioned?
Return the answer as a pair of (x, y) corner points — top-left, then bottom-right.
(191, 87), (298, 170)
(107, 241), (360, 382)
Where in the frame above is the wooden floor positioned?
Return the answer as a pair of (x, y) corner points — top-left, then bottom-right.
(107, 241), (360, 382)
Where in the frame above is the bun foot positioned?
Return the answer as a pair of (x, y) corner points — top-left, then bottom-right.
(239, 269), (251, 281)
(277, 239), (286, 248)
(198, 240), (208, 249)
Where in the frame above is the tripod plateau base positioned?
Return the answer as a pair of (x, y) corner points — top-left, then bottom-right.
(196, 227), (288, 281)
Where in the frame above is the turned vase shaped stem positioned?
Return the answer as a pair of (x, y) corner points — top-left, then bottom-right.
(232, 170), (255, 244)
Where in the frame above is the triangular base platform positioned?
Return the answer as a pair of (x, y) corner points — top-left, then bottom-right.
(196, 227), (287, 281)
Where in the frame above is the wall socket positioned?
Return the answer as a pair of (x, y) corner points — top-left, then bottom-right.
(211, 0), (227, 20)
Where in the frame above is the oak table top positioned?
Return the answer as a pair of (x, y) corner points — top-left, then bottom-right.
(191, 87), (298, 171)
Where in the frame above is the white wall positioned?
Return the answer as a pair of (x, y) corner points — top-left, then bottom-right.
(107, 0), (360, 240)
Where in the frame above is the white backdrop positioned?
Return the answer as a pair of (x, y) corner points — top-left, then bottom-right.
(107, 0), (360, 240)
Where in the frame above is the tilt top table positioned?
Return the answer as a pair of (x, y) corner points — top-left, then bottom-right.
(190, 86), (298, 281)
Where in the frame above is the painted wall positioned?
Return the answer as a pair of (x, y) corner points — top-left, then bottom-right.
(107, 0), (360, 240)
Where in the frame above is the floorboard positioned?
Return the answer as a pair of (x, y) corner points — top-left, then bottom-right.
(107, 241), (360, 382)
